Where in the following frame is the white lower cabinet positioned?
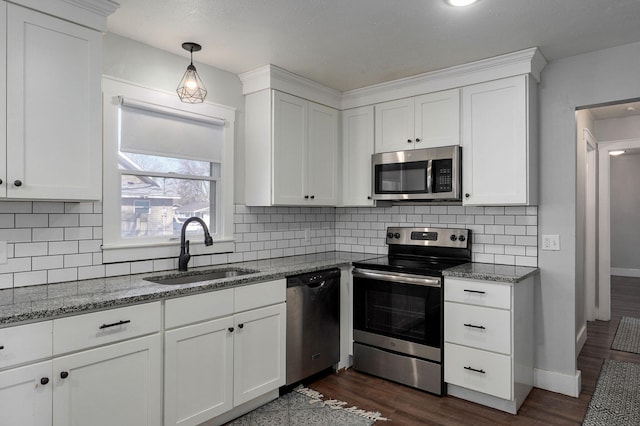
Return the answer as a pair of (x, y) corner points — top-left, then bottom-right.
(444, 276), (533, 414)
(164, 279), (286, 426)
(52, 334), (162, 426)
(0, 360), (52, 426)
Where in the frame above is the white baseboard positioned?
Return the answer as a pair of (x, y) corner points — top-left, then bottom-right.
(534, 368), (581, 397)
(576, 324), (587, 355)
(611, 267), (640, 278)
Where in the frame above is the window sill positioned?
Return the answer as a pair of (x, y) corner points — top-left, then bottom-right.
(101, 239), (235, 263)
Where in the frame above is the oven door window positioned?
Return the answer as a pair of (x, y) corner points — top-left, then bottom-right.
(375, 161), (428, 194)
(354, 277), (441, 348)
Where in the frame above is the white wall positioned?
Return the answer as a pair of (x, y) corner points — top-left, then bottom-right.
(595, 115), (640, 141)
(538, 40), (640, 390)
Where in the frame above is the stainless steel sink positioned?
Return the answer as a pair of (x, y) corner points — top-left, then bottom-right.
(144, 268), (258, 285)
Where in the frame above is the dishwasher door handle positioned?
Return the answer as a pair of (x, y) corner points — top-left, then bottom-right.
(307, 281), (325, 288)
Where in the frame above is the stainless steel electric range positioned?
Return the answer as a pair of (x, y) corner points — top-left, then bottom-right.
(351, 226), (471, 395)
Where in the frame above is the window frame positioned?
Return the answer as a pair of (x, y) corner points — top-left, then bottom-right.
(101, 77), (235, 263)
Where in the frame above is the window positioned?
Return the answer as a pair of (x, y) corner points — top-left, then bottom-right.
(102, 78), (235, 262)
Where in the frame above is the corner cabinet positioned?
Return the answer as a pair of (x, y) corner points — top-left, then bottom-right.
(341, 106), (375, 206)
(0, 2), (103, 200)
(461, 75), (537, 206)
(374, 89), (460, 153)
(245, 89), (339, 206)
(444, 276), (534, 414)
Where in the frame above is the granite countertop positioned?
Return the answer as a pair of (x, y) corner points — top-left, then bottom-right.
(443, 262), (539, 283)
(0, 251), (376, 327)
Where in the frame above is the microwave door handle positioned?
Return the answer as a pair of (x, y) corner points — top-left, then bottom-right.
(426, 159), (433, 194)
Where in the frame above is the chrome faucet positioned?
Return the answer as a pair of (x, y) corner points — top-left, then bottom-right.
(178, 217), (214, 271)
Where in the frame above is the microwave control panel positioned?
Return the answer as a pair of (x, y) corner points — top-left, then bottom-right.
(432, 159), (453, 193)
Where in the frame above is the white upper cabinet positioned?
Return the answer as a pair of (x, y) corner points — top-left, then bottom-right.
(461, 75), (537, 206)
(341, 106), (375, 206)
(245, 90), (338, 206)
(2, 3), (104, 200)
(374, 89), (460, 153)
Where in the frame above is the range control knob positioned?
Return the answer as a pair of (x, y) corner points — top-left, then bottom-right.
(450, 235), (458, 241)
(459, 235), (466, 242)
(387, 232), (394, 239)
(393, 233), (401, 239)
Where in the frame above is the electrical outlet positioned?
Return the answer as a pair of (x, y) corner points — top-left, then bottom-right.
(542, 234), (560, 251)
(0, 241), (7, 264)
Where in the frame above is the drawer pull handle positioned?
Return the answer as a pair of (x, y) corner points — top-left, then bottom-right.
(60, 371), (69, 379)
(464, 323), (486, 330)
(99, 320), (131, 330)
(464, 366), (486, 374)
(40, 377), (49, 385)
(463, 289), (486, 294)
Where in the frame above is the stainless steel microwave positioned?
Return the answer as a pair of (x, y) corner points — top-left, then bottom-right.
(371, 145), (461, 201)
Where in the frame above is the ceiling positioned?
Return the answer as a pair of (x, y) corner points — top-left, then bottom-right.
(588, 100), (640, 120)
(107, 0), (640, 92)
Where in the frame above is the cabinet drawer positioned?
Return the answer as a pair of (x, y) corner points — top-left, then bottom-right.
(53, 302), (161, 355)
(445, 278), (511, 309)
(445, 343), (512, 400)
(0, 321), (52, 369)
(165, 288), (234, 329)
(444, 302), (511, 354)
(235, 279), (286, 313)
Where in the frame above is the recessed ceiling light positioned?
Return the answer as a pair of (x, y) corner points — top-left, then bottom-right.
(609, 150), (626, 156)
(445, 0), (478, 6)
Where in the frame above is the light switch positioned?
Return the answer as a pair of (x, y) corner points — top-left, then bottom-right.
(0, 241), (7, 264)
(541, 234), (560, 251)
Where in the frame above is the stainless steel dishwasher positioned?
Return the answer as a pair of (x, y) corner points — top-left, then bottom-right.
(286, 268), (340, 385)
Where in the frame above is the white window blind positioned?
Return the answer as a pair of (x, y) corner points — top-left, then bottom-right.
(119, 97), (224, 163)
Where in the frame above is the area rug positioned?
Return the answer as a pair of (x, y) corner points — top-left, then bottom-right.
(226, 386), (389, 425)
(582, 359), (640, 425)
(611, 316), (640, 354)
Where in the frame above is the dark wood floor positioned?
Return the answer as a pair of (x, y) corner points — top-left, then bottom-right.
(309, 276), (640, 425)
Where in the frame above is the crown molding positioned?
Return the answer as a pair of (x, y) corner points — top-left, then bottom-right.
(239, 64), (342, 109)
(9, 0), (119, 31)
(341, 47), (547, 109)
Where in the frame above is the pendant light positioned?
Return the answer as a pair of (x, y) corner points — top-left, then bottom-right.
(177, 42), (207, 103)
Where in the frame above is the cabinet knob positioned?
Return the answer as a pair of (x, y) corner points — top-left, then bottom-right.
(407, 139), (412, 143)
(238, 323), (244, 329)
(0, 179), (3, 185)
(367, 196), (372, 200)
(14, 180), (22, 187)
(228, 327), (234, 333)
(465, 193), (470, 198)
(60, 371), (69, 379)
(304, 195), (309, 199)
(415, 138), (421, 142)
(0, 345), (4, 350)
(40, 377), (49, 385)
(310, 195), (315, 200)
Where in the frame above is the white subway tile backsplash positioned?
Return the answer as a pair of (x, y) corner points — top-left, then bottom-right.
(0, 201), (537, 288)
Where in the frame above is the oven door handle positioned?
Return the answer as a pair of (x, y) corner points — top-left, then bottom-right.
(352, 268), (441, 287)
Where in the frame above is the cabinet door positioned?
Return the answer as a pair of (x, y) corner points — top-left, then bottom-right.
(53, 334), (162, 426)
(374, 98), (415, 153)
(341, 106), (375, 206)
(462, 76), (529, 205)
(273, 91), (307, 204)
(6, 4), (102, 200)
(307, 101), (338, 205)
(0, 360), (52, 426)
(164, 316), (234, 426)
(233, 303), (286, 406)
(414, 89), (460, 148)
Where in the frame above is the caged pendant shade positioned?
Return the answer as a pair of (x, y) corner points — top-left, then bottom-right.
(177, 42), (207, 103)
